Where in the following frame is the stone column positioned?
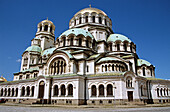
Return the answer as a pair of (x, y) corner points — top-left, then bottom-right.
(65, 88), (68, 97)
(48, 24), (51, 32)
(58, 88), (61, 96)
(104, 87), (107, 97)
(42, 24), (45, 31)
(97, 87), (99, 97)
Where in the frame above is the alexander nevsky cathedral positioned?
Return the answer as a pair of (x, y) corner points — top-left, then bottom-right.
(0, 6), (170, 105)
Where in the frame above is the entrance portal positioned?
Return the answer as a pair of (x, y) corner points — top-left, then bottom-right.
(38, 81), (45, 98)
(127, 91), (133, 101)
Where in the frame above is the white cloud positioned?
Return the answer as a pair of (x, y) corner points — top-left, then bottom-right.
(16, 59), (21, 62)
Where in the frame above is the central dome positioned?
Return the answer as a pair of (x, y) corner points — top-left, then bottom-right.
(74, 7), (107, 16)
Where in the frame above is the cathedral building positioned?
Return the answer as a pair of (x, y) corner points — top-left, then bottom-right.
(0, 7), (170, 105)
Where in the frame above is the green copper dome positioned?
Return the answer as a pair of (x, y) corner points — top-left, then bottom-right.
(107, 34), (132, 43)
(25, 45), (42, 53)
(137, 59), (151, 66)
(59, 28), (94, 39)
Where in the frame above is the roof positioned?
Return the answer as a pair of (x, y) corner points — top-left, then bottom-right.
(59, 28), (94, 39)
(137, 59), (152, 66)
(25, 45), (42, 53)
(74, 7), (107, 16)
(146, 77), (164, 80)
(89, 72), (124, 77)
(21, 67), (39, 73)
(87, 54), (100, 60)
(0, 76), (7, 82)
(42, 47), (56, 56)
(107, 34), (132, 43)
(97, 57), (120, 63)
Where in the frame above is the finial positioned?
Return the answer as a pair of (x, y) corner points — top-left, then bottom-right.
(47, 17), (48, 20)
(89, 4), (91, 8)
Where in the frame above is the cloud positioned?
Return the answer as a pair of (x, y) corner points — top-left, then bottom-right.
(16, 59), (21, 62)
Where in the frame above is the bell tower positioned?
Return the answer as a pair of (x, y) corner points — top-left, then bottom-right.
(35, 18), (55, 50)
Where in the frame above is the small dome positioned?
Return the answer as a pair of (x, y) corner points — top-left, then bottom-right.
(107, 34), (132, 43)
(25, 45), (42, 53)
(59, 28), (94, 39)
(40, 19), (54, 25)
(137, 59), (152, 66)
(74, 7), (107, 16)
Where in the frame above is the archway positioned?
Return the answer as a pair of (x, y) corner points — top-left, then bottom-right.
(38, 81), (45, 98)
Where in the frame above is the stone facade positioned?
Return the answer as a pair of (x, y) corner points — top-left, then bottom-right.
(0, 7), (170, 105)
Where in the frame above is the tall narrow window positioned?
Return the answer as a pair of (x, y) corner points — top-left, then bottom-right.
(117, 43), (120, 51)
(68, 84), (73, 96)
(78, 38), (82, 46)
(16, 88), (18, 97)
(124, 43), (127, 51)
(167, 89), (169, 96)
(85, 16), (88, 23)
(54, 85), (58, 96)
(143, 67), (146, 76)
(102, 65), (104, 72)
(112, 64), (114, 71)
(92, 16), (95, 23)
(110, 43), (112, 51)
(160, 88), (163, 96)
(50, 26), (52, 33)
(150, 68), (152, 76)
(99, 85), (104, 96)
(61, 85), (66, 96)
(8, 88), (10, 96)
(141, 85), (143, 96)
(44, 25), (48, 31)
(63, 37), (66, 47)
(91, 85), (96, 96)
(26, 87), (30, 96)
(157, 88), (159, 96)
(87, 65), (89, 72)
(74, 19), (76, 25)
(79, 17), (82, 24)
(40, 26), (42, 31)
(86, 40), (89, 47)
(105, 19), (107, 25)
(70, 38), (73, 46)
(105, 65), (107, 71)
(107, 84), (113, 96)
(0, 89), (3, 96)
(21, 87), (25, 96)
(99, 17), (102, 24)
(31, 86), (34, 97)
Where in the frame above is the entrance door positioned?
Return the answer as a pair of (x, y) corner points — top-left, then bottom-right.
(127, 91), (133, 101)
(38, 81), (45, 98)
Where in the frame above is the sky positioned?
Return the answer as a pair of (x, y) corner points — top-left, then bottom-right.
(0, 0), (170, 81)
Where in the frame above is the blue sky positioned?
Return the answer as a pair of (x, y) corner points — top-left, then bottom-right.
(0, 0), (170, 81)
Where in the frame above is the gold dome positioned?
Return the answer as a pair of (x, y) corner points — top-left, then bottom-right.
(74, 7), (107, 16)
(41, 19), (53, 25)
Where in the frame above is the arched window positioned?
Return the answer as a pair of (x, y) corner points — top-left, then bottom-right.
(117, 43), (120, 51)
(91, 85), (97, 96)
(87, 65), (89, 72)
(0, 88), (3, 96)
(50, 26), (52, 33)
(157, 88), (159, 97)
(105, 19), (107, 25)
(105, 65), (107, 71)
(44, 25), (48, 31)
(85, 16), (88, 23)
(167, 89), (169, 96)
(21, 87), (25, 96)
(126, 77), (132, 87)
(99, 85), (104, 96)
(63, 37), (66, 47)
(70, 38), (73, 46)
(8, 88), (10, 96)
(102, 65), (104, 72)
(74, 19), (76, 25)
(112, 64), (114, 71)
(110, 43), (112, 51)
(16, 88), (18, 97)
(26, 74), (30, 79)
(99, 17), (102, 24)
(86, 40), (89, 47)
(40, 26), (42, 31)
(26, 86), (30, 96)
(31, 86), (34, 97)
(124, 43), (127, 51)
(150, 68), (152, 76)
(34, 73), (37, 78)
(4, 88), (7, 96)
(68, 84), (73, 96)
(78, 38), (82, 46)
(79, 17), (82, 24)
(53, 85), (58, 96)
(160, 88), (163, 96)
(107, 84), (113, 96)
(19, 75), (22, 80)
(143, 67), (146, 76)
(164, 88), (166, 96)
(12, 88), (14, 96)
(92, 16), (95, 23)
(61, 85), (66, 96)
(141, 85), (143, 96)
